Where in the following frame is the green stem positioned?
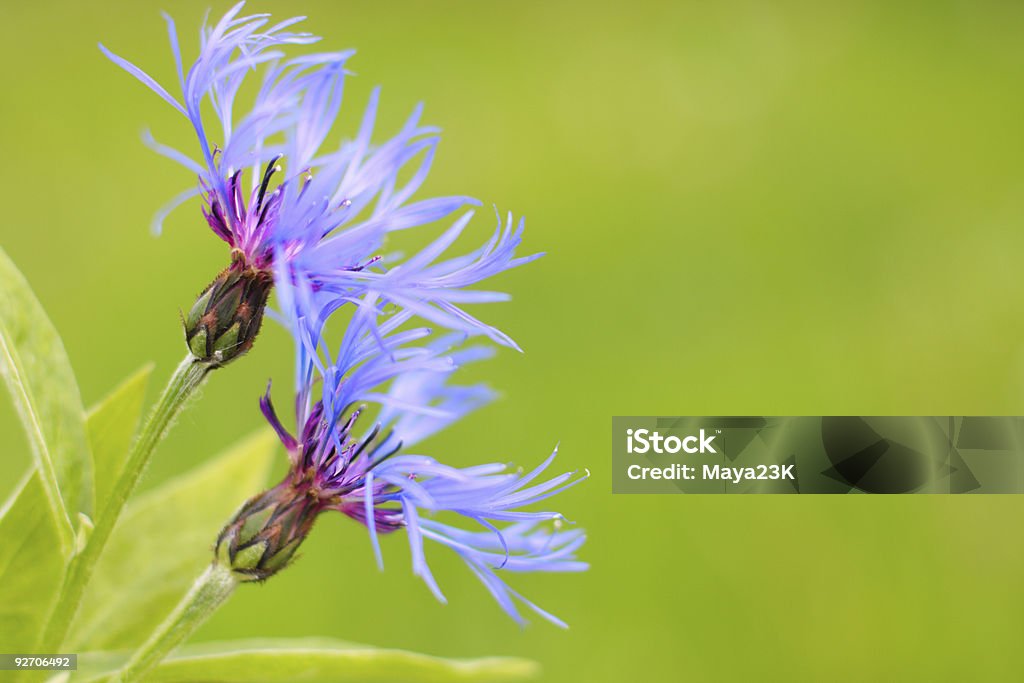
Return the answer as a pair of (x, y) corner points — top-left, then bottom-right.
(110, 562), (238, 683)
(39, 354), (211, 652)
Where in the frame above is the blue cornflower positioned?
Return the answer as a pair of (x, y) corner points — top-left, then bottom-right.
(216, 296), (588, 627)
(103, 3), (539, 364)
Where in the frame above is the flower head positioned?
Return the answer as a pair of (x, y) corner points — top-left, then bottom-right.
(217, 295), (588, 626)
(104, 3), (539, 364)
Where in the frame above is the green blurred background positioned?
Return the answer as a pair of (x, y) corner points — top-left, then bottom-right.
(3, 1), (1024, 680)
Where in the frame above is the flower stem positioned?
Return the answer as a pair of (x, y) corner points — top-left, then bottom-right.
(39, 354), (211, 652)
(110, 562), (238, 683)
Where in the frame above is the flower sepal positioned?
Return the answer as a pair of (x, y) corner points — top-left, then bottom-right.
(185, 251), (273, 367)
(215, 478), (321, 582)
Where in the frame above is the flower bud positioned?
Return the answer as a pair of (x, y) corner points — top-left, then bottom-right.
(184, 251), (273, 367)
(215, 479), (322, 582)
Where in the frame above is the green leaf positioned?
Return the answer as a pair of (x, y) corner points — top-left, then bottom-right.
(86, 364), (154, 506)
(0, 471), (69, 652)
(0, 246), (91, 550)
(76, 639), (539, 682)
(69, 430), (279, 651)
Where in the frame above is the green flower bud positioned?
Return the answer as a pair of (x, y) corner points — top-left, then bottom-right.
(215, 479), (322, 582)
(184, 251), (273, 367)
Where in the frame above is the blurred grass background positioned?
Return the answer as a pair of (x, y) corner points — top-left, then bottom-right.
(3, 1), (1024, 680)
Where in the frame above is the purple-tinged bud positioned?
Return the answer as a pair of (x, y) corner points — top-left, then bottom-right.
(184, 250), (273, 367)
(215, 477), (323, 582)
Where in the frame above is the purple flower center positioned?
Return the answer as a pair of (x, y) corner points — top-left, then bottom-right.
(261, 389), (405, 533)
(202, 156), (286, 271)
